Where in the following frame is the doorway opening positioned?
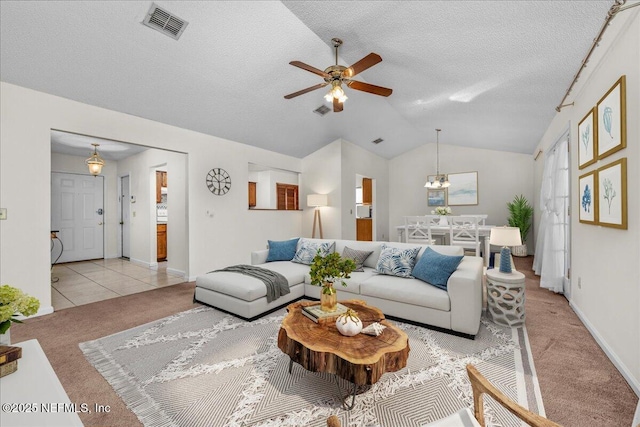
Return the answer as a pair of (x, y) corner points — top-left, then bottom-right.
(51, 129), (189, 291)
(120, 175), (131, 259)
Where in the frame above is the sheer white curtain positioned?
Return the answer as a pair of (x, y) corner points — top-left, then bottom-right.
(533, 137), (569, 293)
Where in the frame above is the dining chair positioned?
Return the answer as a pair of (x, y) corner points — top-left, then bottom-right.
(449, 215), (481, 257)
(459, 214), (488, 225)
(404, 215), (439, 244)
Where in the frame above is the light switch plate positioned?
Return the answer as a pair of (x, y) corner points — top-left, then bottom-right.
(0, 208), (6, 220)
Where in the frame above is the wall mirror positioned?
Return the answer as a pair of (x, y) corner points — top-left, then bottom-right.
(248, 163), (301, 210)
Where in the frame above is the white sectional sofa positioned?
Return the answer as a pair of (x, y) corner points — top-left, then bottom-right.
(195, 239), (484, 337)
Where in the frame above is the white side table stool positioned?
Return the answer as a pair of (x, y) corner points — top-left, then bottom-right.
(486, 269), (526, 327)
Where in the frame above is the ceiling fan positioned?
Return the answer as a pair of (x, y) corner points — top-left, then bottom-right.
(284, 38), (393, 113)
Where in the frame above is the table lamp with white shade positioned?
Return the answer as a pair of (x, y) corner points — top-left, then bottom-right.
(307, 194), (328, 238)
(489, 226), (522, 274)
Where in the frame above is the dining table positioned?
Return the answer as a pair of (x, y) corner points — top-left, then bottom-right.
(396, 222), (495, 266)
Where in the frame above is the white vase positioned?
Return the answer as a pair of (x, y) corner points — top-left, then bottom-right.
(0, 329), (10, 346)
(439, 216), (448, 226)
(336, 311), (363, 336)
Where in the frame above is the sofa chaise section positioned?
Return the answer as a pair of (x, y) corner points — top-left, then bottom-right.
(194, 261), (307, 320)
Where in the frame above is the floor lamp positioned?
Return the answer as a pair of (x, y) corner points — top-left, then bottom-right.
(307, 194), (328, 239)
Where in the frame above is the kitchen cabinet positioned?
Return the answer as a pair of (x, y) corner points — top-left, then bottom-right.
(157, 224), (167, 261)
(362, 178), (372, 205)
(248, 182), (256, 208)
(156, 171), (167, 203)
(356, 218), (373, 241)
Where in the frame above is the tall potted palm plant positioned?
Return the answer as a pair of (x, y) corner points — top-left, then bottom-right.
(507, 195), (534, 257)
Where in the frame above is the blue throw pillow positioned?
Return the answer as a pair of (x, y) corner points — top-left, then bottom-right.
(292, 239), (335, 265)
(375, 244), (421, 278)
(412, 247), (463, 290)
(266, 238), (300, 262)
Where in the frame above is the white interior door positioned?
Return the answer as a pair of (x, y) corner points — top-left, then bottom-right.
(51, 172), (104, 263)
(121, 175), (131, 259)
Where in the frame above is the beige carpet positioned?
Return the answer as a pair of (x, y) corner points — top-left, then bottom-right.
(79, 304), (542, 426)
(9, 256), (639, 426)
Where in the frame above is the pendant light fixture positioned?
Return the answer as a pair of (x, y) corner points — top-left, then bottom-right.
(424, 129), (450, 188)
(86, 143), (105, 176)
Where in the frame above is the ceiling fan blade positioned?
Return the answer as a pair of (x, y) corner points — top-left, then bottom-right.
(333, 97), (343, 113)
(284, 83), (328, 99)
(289, 61), (331, 78)
(343, 53), (382, 78)
(346, 80), (393, 97)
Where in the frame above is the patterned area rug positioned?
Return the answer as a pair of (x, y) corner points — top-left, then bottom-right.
(80, 304), (544, 427)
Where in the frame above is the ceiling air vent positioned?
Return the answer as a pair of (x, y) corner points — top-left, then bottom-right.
(143, 3), (188, 40)
(372, 138), (384, 144)
(313, 105), (331, 116)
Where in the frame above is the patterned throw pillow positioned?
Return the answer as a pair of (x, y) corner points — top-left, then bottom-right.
(412, 247), (463, 290)
(374, 244), (421, 278)
(265, 238), (300, 262)
(342, 247), (374, 272)
(292, 239), (335, 265)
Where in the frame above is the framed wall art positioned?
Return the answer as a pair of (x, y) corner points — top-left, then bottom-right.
(427, 189), (447, 206)
(597, 75), (626, 160)
(578, 107), (597, 169)
(447, 171), (478, 206)
(578, 170), (597, 224)
(596, 158), (627, 229)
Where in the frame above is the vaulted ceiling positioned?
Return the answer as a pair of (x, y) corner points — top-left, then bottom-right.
(0, 1), (613, 158)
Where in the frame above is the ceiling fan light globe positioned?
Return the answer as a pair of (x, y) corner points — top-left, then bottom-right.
(324, 93), (333, 102)
(338, 94), (348, 103)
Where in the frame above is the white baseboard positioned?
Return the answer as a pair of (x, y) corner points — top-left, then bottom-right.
(129, 258), (151, 268)
(570, 301), (640, 397)
(167, 268), (186, 279)
(188, 275), (198, 282)
(31, 305), (54, 318)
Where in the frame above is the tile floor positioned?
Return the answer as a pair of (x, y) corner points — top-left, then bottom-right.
(51, 258), (185, 310)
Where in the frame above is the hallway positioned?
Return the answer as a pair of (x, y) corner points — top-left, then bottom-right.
(51, 258), (185, 310)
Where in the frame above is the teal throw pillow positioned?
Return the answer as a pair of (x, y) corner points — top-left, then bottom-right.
(375, 244), (421, 278)
(292, 239), (335, 265)
(412, 247), (463, 290)
(266, 238), (300, 262)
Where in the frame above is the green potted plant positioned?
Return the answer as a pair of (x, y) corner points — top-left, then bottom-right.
(0, 284), (40, 345)
(309, 251), (356, 312)
(506, 195), (534, 257)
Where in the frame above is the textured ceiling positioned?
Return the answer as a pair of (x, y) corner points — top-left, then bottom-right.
(0, 1), (614, 159)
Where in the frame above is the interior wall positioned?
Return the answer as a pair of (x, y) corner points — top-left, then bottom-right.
(0, 82), (303, 313)
(388, 143), (534, 248)
(533, 9), (640, 394)
(116, 148), (188, 275)
(301, 139), (342, 239)
(341, 140), (390, 241)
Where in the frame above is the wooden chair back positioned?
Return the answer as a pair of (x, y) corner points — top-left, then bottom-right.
(467, 364), (562, 427)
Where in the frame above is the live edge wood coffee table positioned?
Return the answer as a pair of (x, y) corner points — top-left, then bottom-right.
(277, 299), (410, 409)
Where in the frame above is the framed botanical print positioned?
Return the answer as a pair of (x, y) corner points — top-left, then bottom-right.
(427, 189), (447, 206)
(578, 107), (597, 169)
(597, 76), (626, 160)
(447, 171), (478, 206)
(596, 158), (627, 229)
(578, 170), (597, 224)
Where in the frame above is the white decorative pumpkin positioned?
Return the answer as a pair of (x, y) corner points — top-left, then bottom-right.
(336, 309), (363, 336)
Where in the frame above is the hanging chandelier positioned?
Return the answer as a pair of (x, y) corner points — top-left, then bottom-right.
(424, 129), (450, 189)
(86, 143), (105, 176)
